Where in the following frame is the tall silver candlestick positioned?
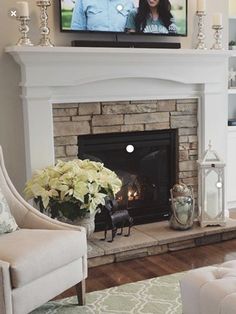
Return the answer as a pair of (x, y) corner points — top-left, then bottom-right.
(36, 0), (54, 47)
(17, 16), (33, 46)
(211, 25), (223, 50)
(196, 11), (207, 50)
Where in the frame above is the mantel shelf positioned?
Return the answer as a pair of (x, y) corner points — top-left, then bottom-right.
(5, 45), (231, 57)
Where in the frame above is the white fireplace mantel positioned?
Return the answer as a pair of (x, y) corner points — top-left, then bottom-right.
(6, 46), (229, 183)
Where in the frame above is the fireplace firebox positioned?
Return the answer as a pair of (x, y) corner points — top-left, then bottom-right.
(78, 130), (177, 231)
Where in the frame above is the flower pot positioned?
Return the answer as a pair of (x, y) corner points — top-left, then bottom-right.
(57, 209), (98, 239)
(73, 214), (96, 239)
(24, 159), (122, 240)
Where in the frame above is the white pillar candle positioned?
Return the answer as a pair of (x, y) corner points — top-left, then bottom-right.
(229, 0), (236, 16)
(207, 191), (218, 217)
(212, 13), (223, 26)
(17, 1), (29, 17)
(197, 0), (206, 12)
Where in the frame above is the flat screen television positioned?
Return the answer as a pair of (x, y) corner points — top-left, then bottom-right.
(60, 0), (187, 47)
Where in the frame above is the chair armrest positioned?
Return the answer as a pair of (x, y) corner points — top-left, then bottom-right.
(21, 209), (86, 233)
(0, 261), (12, 314)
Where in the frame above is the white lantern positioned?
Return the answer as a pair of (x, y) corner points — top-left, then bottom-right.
(198, 142), (226, 227)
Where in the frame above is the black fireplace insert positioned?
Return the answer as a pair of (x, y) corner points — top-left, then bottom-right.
(78, 130), (177, 230)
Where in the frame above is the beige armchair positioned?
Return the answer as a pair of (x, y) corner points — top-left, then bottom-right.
(0, 146), (87, 314)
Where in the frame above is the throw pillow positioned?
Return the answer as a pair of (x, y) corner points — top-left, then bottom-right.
(0, 187), (18, 234)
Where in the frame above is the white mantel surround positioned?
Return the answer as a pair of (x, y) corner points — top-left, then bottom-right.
(6, 47), (229, 188)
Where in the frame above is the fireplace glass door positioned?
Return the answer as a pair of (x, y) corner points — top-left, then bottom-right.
(78, 130), (177, 230)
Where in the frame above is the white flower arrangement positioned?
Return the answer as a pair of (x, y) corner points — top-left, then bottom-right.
(24, 159), (122, 220)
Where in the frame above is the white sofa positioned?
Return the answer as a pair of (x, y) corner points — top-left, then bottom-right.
(0, 146), (88, 314)
(180, 260), (236, 314)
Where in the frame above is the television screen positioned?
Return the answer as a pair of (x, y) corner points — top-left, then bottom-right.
(60, 0), (187, 36)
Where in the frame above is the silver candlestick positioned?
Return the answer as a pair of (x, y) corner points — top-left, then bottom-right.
(36, 0), (54, 47)
(211, 25), (223, 50)
(16, 16), (33, 46)
(196, 11), (207, 50)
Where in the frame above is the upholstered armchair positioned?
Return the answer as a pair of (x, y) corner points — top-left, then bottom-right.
(0, 146), (87, 314)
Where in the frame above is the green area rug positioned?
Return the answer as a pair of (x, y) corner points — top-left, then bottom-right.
(31, 272), (184, 314)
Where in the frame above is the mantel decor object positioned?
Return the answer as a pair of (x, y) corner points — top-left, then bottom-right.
(36, 0), (54, 47)
(16, 16), (33, 47)
(198, 141), (226, 227)
(17, 16), (33, 46)
(211, 25), (223, 50)
(169, 183), (195, 230)
(196, 11), (207, 50)
(16, 1), (33, 46)
(211, 13), (223, 50)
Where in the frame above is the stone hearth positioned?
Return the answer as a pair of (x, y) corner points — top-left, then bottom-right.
(87, 219), (236, 268)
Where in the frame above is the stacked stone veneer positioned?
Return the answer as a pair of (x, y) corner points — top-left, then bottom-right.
(53, 99), (198, 195)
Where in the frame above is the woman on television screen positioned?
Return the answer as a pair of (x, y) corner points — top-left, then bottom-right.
(126, 0), (177, 34)
(71, 0), (135, 32)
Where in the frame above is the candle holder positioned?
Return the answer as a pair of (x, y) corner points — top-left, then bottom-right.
(211, 25), (223, 50)
(196, 11), (207, 50)
(36, 0), (54, 47)
(16, 16), (34, 46)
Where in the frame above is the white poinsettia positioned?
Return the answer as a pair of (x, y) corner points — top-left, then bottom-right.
(73, 181), (89, 203)
(79, 159), (104, 172)
(83, 182), (107, 212)
(99, 168), (122, 195)
(24, 158), (122, 219)
(30, 183), (59, 208)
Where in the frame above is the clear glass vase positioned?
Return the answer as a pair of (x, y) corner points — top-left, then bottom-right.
(169, 185), (195, 231)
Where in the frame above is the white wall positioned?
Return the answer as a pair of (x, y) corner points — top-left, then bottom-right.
(0, 0), (229, 193)
(182, 0), (228, 49)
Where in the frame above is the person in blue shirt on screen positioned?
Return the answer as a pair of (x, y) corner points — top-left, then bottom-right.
(71, 0), (135, 32)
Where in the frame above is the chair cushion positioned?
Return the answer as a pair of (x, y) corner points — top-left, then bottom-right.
(0, 187), (18, 234)
(0, 228), (87, 288)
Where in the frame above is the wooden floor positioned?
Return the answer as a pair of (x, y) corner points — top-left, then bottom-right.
(57, 237), (236, 300)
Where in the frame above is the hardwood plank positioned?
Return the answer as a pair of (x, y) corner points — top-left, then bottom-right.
(55, 238), (236, 300)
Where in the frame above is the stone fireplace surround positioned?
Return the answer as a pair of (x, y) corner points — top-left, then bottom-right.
(53, 98), (198, 226)
(53, 99), (198, 201)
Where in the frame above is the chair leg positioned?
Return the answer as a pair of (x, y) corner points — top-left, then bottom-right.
(75, 280), (86, 306)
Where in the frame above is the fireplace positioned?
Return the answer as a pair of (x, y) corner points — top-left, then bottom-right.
(6, 47), (229, 216)
(52, 98), (198, 230)
(78, 130), (177, 230)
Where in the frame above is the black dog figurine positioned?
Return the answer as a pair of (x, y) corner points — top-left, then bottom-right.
(102, 198), (133, 242)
